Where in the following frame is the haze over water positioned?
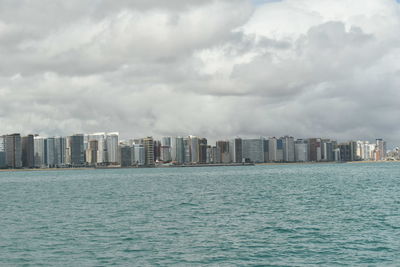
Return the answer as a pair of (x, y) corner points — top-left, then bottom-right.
(1, 163), (399, 266)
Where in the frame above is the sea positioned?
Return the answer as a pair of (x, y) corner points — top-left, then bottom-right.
(1, 162), (399, 266)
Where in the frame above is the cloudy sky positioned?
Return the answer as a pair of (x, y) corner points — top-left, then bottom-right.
(1, 0), (400, 145)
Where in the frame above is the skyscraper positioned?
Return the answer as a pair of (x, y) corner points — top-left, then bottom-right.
(66, 134), (85, 166)
(160, 137), (172, 162)
(34, 136), (47, 167)
(281, 136), (295, 162)
(308, 138), (322, 162)
(143, 137), (154, 166)
(171, 137), (184, 164)
(5, 133), (22, 168)
(216, 140), (231, 163)
(268, 137), (278, 162)
(119, 145), (132, 167)
(198, 138), (208, 164)
(294, 139), (308, 162)
(242, 138), (264, 163)
(0, 136), (6, 168)
(133, 144), (145, 166)
(375, 139), (387, 161)
(54, 136), (66, 167)
(190, 136), (199, 163)
(106, 132), (119, 164)
(46, 137), (57, 167)
(21, 134), (34, 168)
(86, 139), (98, 165)
(229, 138), (243, 163)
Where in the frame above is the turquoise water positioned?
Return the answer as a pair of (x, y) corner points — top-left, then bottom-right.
(1, 163), (400, 266)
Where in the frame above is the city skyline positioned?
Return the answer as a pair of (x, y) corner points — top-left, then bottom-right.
(0, 130), (391, 169)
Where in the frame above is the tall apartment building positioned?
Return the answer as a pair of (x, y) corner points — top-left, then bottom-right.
(190, 136), (199, 163)
(34, 136), (47, 167)
(5, 134), (22, 168)
(66, 134), (85, 166)
(268, 137), (277, 162)
(199, 138), (208, 164)
(229, 138), (243, 163)
(216, 141), (230, 163)
(375, 139), (387, 161)
(308, 138), (322, 162)
(242, 138), (264, 163)
(86, 139), (98, 165)
(171, 137), (184, 164)
(281, 136), (295, 162)
(21, 134), (34, 168)
(276, 138), (284, 162)
(106, 132), (119, 164)
(294, 139), (308, 162)
(119, 145), (133, 167)
(0, 136), (5, 168)
(133, 144), (145, 166)
(143, 137), (154, 166)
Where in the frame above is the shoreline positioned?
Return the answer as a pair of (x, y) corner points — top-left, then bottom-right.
(0, 160), (396, 173)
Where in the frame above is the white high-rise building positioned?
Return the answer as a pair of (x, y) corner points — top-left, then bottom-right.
(171, 137), (184, 164)
(295, 139), (308, 162)
(106, 132), (119, 164)
(268, 137), (278, 162)
(88, 133), (107, 164)
(34, 136), (47, 168)
(190, 136), (199, 163)
(282, 136), (295, 162)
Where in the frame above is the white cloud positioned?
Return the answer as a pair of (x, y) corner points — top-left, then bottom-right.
(0, 0), (400, 145)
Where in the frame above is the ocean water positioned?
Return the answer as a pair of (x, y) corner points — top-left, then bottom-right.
(1, 163), (400, 266)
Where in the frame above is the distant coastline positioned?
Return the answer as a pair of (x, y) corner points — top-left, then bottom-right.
(0, 160), (396, 173)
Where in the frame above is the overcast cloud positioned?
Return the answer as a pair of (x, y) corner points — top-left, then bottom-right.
(0, 0), (400, 145)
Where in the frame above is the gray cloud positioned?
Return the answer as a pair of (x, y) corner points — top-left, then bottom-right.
(0, 0), (400, 146)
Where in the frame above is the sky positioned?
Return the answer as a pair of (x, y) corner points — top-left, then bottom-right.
(0, 0), (400, 146)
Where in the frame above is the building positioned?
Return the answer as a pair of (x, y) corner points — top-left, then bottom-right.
(216, 140), (230, 163)
(160, 137), (172, 162)
(54, 137), (66, 167)
(133, 144), (145, 166)
(375, 139), (387, 161)
(268, 137), (277, 162)
(143, 137), (154, 166)
(46, 137), (57, 167)
(86, 139), (98, 166)
(207, 146), (217, 164)
(0, 136), (6, 168)
(338, 141), (357, 162)
(294, 139), (308, 162)
(171, 137), (185, 164)
(87, 133), (107, 164)
(198, 138), (208, 164)
(229, 138), (243, 163)
(281, 136), (295, 162)
(242, 138), (264, 163)
(263, 139), (269, 163)
(119, 145), (133, 167)
(190, 136), (199, 163)
(34, 136), (47, 167)
(183, 137), (191, 163)
(66, 134), (85, 166)
(106, 132), (119, 164)
(21, 134), (34, 168)
(5, 133), (22, 168)
(308, 138), (322, 162)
